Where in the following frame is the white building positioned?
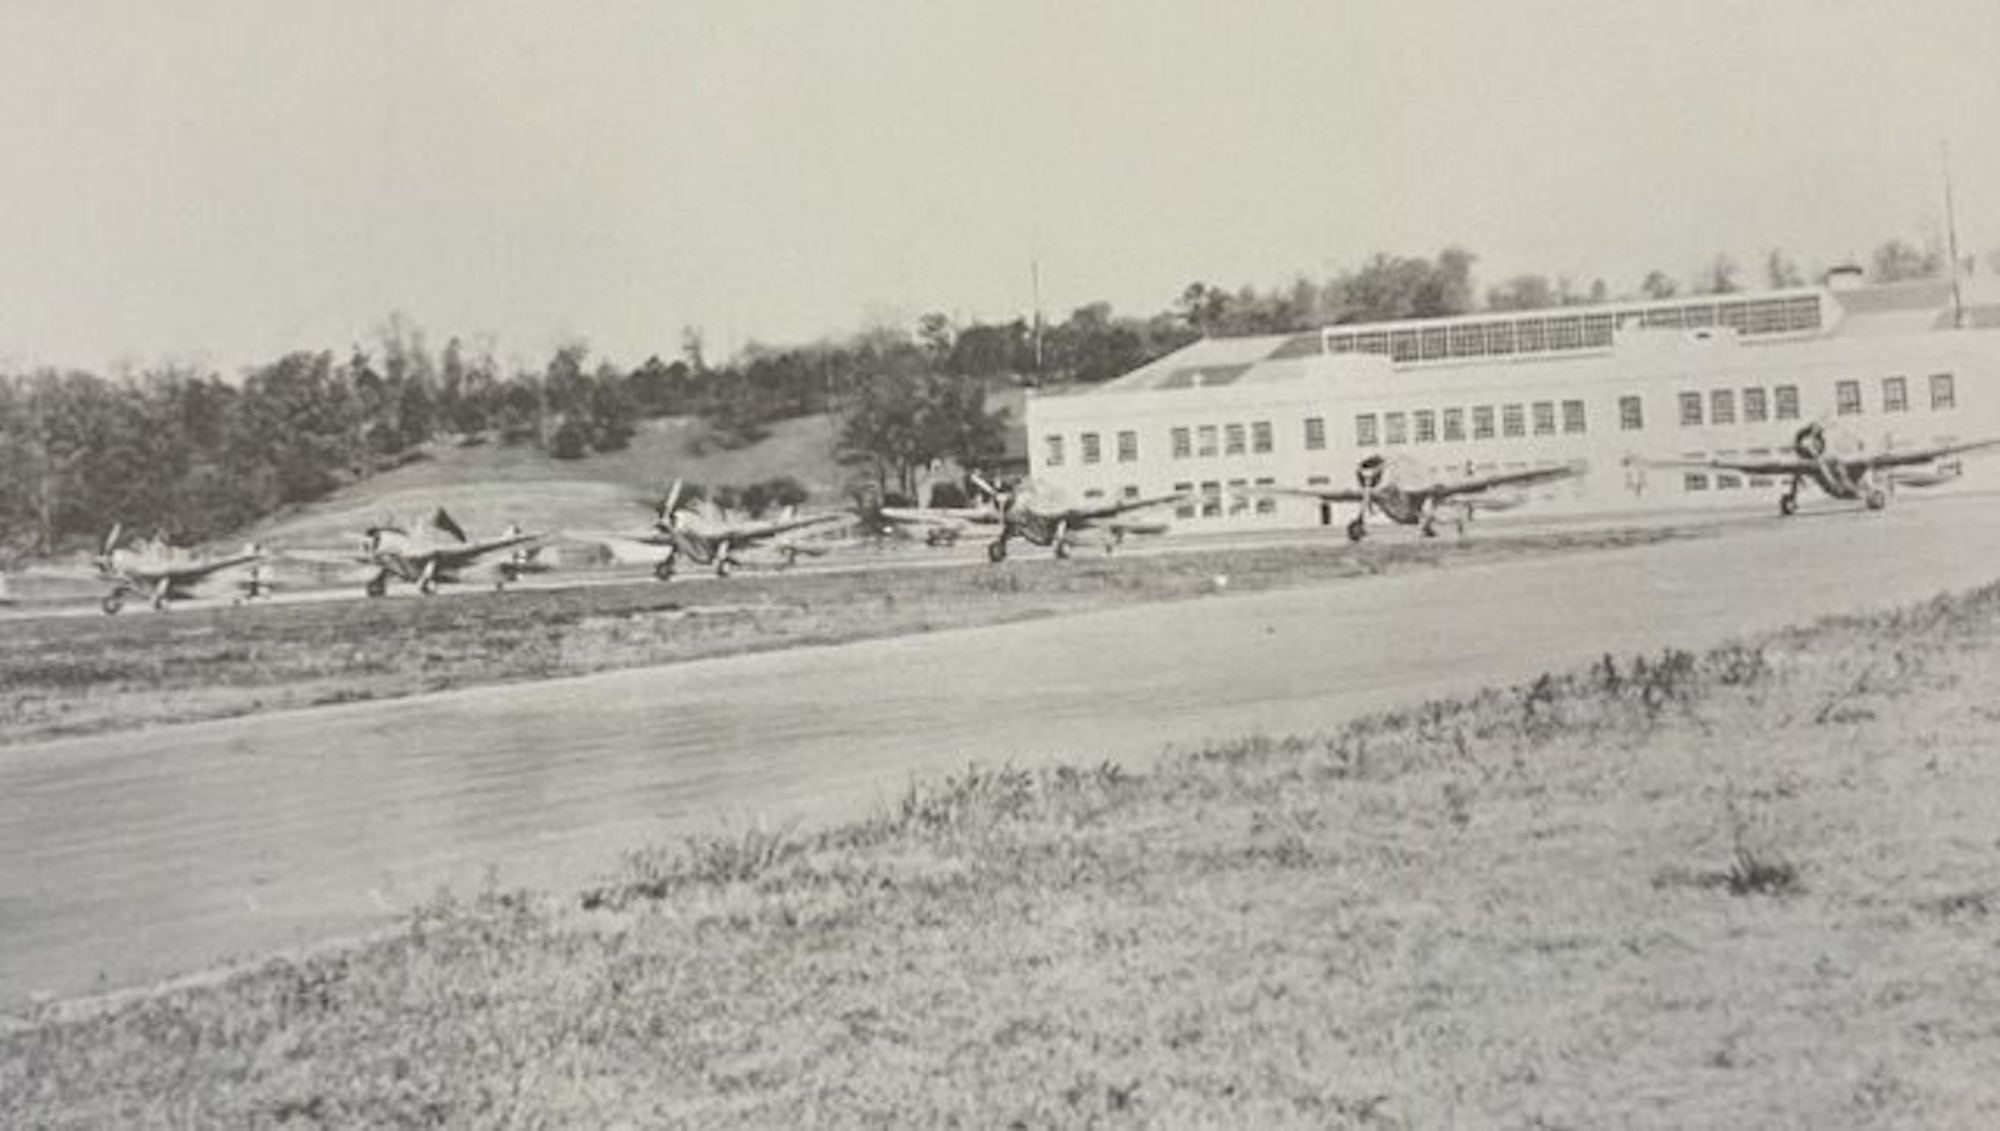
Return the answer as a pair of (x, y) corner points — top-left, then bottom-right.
(1025, 279), (2000, 530)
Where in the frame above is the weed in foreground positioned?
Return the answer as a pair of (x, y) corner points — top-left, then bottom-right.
(581, 821), (802, 910)
(1724, 846), (1803, 897)
(1654, 798), (1805, 899)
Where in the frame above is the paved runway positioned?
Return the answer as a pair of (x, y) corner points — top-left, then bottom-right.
(5, 498), (2000, 1010)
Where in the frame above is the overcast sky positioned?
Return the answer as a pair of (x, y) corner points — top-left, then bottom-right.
(4, 0), (1998, 373)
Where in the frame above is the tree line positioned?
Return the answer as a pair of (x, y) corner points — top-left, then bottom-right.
(0, 233), (1980, 556)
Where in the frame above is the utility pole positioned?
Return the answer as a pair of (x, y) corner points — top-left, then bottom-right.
(1944, 140), (1966, 329)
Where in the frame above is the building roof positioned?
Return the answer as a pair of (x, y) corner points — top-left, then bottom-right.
(1070, 279), (2000, 397)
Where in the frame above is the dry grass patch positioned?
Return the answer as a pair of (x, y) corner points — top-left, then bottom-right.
(10, 579), (2000, 1126)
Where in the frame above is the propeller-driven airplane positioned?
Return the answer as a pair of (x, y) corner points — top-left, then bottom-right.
(91, 525), (269, 614)
(577, 480), (851, 580)
(1253, 454), (1586, 542)
(969, 474), (1186, 561)
(1631, 421), (2000, 516)
(344, 509), (543, 597)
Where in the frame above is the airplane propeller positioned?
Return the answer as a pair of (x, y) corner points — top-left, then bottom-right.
(658, 478), (686, 529)
(1794, 420), (1829, 460)
(1352, 456), (1385, 540)
(969, 472), (1014, 517)
(95, 523), (125, 574)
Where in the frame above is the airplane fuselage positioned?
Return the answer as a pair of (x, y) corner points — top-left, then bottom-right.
(1006, 510), (1073, 548)
(100, 558), (266, 614)
(1368, 486), (1430, 526)
(645, 527), (747, 579)
(1779, 457), (1884, 513)
(363, 533), (536, 596)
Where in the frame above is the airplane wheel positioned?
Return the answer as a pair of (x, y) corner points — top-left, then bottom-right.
(366, 577), (388, 599)
(419, 580), (438, 596)
(1346, 517), (1367, 543)
(987, 540), (1008, 563)
(1054, 541), (1071, 560)
(101, 595), (124, 616)
(653, 559), (675, 582)
(1420, 520), (1438, 539)
(1865, 488), (1888, 511)
(715, 559), (734, 579)
(1779, 494), (1797, 517)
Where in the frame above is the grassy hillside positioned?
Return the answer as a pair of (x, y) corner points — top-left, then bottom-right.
(247, 414), (850, 551)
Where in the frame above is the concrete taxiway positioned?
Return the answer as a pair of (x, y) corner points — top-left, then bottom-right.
(4, 498), (2000, 1010)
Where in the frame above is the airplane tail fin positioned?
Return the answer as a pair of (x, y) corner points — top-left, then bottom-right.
(431, 508), (469, 543)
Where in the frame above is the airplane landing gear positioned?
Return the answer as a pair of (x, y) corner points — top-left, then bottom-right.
(987, 539), (1008, 563)
(1864, 486), (1888, 511)
(101, 594), (124, 616)
(1419, 516), (1438, 538)
(1053, 540), (1071, 560)
(654, 558), (676, 581)
(365, 575), (388, 599)
(1779, 477), (1800, 517)
(1346, 516), (1367, 542)
(418, 577), (439, 596)
(714, 557), (735, 579)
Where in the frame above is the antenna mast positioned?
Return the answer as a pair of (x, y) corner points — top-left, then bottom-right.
(1031, 260), (1045, 381)
(1944, 140), (1966, 329)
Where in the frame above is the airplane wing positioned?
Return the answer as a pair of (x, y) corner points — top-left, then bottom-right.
(877, 506), (999, 529)
(1862, 436), (2000, 471)
(1070, 491), (1188, 522)
(1632, 453), (1816, 476)
(729, 511), (853, 542)
(565, 528), (673, 547)
(436, 530), (541, 566)
(567, 532), (672, 565)
(148, 550), (265, 585)
(1429, 461), (1586, 500)
(277, 547), (372, 567)
(1241, 484), (1366, 505)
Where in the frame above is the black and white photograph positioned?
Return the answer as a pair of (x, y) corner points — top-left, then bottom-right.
(5, 1), (2000, 1124)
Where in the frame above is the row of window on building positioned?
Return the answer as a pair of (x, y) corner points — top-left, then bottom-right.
(1316, 294), (1822, 365)
(1355, 400), (1591, 447)
(1678, 374), (1954, 427)
(1043, 421), (1287, 467)
(1042, 372), (1959, 468)
(1046, 428), (1138, 467)
(1169, 478), (1280, 520)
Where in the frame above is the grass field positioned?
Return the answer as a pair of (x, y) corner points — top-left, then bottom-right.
(0, 526), (1678, 746)
(7, 569), (1999, 1125)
